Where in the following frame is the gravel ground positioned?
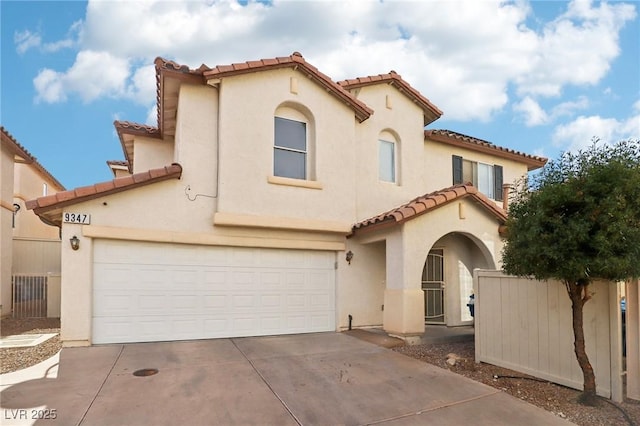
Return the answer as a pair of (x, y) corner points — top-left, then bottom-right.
(394, 341), (640, 426)
(0, 318), (62, 374)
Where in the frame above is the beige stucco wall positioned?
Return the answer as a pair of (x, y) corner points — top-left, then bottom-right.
(132, 137), (174, 175)
(215, 69), (357, 226)
(350, 84), (430, 220)
(13, 163), (62, 240)
(336, 239), (386, 329)
(0, 146), (14, 316)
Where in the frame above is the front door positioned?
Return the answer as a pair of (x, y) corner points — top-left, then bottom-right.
(422, 249), (445, 323)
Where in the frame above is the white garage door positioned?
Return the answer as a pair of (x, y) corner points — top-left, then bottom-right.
(92, 240), (336, 344)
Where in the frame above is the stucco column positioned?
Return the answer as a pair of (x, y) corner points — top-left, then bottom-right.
(382, 230), (425, 342)
(60, 224), (93, 346)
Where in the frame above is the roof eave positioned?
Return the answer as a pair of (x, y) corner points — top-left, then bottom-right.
(27, 164), (183, 225)
(425, 130), (547, 170)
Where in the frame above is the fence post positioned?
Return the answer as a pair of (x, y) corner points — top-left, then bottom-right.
(609, 282), (623, 402)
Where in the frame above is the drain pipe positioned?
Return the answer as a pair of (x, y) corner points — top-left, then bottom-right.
(348, 314), (353, 331)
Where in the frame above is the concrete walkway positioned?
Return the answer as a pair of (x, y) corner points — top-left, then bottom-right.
(0, 332), (572, 425)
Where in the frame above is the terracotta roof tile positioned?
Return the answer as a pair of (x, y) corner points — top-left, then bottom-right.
(94, 181), (115, 193)
(351, 183), (507, 235)
(426, 129), (547, 171)
(26, 164), (183, 223)
(338, 72), (443, 125)
(1, 126), (66, 190)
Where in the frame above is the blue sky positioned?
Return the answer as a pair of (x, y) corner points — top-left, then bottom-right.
(1, 0), (639, 190)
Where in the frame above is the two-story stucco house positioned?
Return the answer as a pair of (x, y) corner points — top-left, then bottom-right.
(27, 53), (546, 346)
(1, 127), (65, 317)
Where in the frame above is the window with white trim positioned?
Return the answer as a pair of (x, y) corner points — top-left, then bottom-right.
(274, 116), (307, 180)
(452, 155), (503, 201)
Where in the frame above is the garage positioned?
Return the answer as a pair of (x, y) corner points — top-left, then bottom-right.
(92, 240), (336, 344)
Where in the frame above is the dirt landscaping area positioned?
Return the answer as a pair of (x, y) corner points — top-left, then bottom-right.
(394, 341), (640, 426)
(1, 317), (62, 374)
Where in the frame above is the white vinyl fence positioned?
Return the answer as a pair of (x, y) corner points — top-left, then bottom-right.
(474, 270), (623, 401)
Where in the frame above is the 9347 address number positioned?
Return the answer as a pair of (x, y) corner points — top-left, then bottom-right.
(63, 212), (91, 224)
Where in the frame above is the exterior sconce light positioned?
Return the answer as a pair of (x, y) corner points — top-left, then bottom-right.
(70, 235), (80, 251)
(345, 250), (353, 265)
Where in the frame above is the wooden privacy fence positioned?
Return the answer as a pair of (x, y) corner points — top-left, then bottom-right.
(474, 270), (624, 401)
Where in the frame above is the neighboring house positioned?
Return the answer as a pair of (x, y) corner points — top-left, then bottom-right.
(1, 127), (65, 317)
(26, 53), (546, 346)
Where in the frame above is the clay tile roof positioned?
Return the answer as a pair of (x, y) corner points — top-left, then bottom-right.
(426, 129), (548, 171)
(113, 121), (162, 173)
(201, 52), (373, 123)
(153, 57), (207, 142)
(1, 126), (65, 190)
(350, 183), (507, 235)
(338, 72), (443, 126)
(26, 164), (183, 223)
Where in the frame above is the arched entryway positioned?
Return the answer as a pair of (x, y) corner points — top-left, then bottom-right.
(422, 232), (495, 326)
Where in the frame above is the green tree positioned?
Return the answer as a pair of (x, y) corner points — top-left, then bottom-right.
(502, 139), (640, 405)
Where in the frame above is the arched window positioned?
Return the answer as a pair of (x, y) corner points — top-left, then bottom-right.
(379, 130), (400, 184)
(274, 105), (314, 180)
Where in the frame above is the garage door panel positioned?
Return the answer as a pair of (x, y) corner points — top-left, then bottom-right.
(92, 241), (335, 344)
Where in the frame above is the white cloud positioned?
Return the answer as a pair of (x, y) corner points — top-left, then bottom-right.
(514, 97), (549, 126)
(14, 20), (80, 54)
(34, 69), (66, 103)
(516, 0), (636, 96)
(34, 51), (131, 104)
(30, 0), (637, 123)
(15, 30), (41, 54)
(514, 96), (590, 127)
(552, 105), (640, 151)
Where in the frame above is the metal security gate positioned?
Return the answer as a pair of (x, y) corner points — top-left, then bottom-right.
(422, 249), (445, 323)
(11, 275), (48, 318)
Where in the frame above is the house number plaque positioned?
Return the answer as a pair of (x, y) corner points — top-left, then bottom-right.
(63, 212), (91, 224)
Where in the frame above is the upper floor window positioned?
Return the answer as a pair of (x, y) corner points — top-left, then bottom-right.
(274, 116), (307, 180)
(452, 155), (503, 201)
(379, 130), (400, 184)
(379, 139), (396, 183)
(42, 183), (48, 196)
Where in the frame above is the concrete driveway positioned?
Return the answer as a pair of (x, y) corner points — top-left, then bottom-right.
(1, 332), (571, 425)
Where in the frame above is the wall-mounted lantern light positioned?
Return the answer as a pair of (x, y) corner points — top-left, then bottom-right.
(70, 235), (80, 251)
(345, 250), (353, 265)
(12, 204), (20, 228)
